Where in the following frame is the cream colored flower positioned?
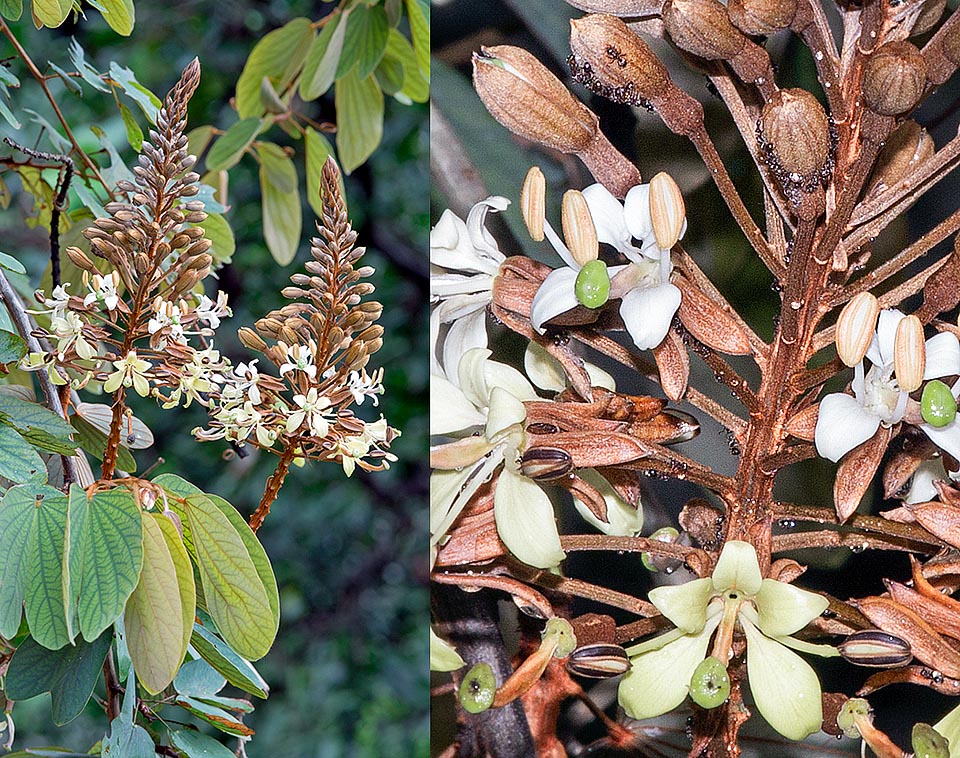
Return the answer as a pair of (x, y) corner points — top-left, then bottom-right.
(103, 350), (152, 397)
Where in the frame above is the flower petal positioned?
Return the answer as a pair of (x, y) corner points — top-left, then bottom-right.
(618, 614), (720, 720)
(494, 468), (565, 569)
(483, 358), (538, 403)
(623, 184), (657, 255)
(431, 452), (504, 543)
(814, 392), (881, 463)
(755, 579), (828, 637)
(430, 628), (465, 672)
(582, 184), (633, 257)
(572, 469), (641, 536)
(933, 701), (960, 758)
(924, 332), (960, 380)
(524, 342), (567, 393)
(619, 283), (681, 351)
(649, 577), (714, 633)
(906, 459), (948, 504)
(530, 268), (580, 333)
(868, 308), (904, 367)
(430, 375), (485, 435)
(466, 196), (510, 261)
(712, 540), (762, 595)
(442, 310), (489, 386)
(486, 387), (527, 440)
(742, 618), (824, 741)
(922, 421), (960, 463)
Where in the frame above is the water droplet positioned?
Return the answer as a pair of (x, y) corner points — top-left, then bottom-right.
(778, 519), (797, 529)
(815, 51), (824, 61)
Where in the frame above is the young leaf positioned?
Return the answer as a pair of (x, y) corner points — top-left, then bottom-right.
(384, 28), (428, 103)
(4, 629), (112, 725)
(32, 0), (71, 28)
(0, 423), (46, 483)
(205, 117), (263, 172)
(96, 0), (134, 35)
(195, 213), (236, 265)
(256, 142), (298, 194)
(305, 126), (334, 219)
(336, 4), (390, 80)
(0, 328), (27, 365)
(300, 9), (349, 101)
(260, 164), (302, 265)
(405, 0), (430, 78)
(174, 696), (254, 736)
(124, 512), (184, 694)
(0, 392), (77, 455)
(183, 494), (276, 660)
(170, 729), (237, 758)
(190, 619), (269, 698)
(68, 40), (109, 93)
(118, 102), (143, 151)
(335, 68), (384, 174)
(0, 0), (22, 21)
(174, 658), (226, 698)
(108, 62), (161, 123)
(24, 484), (70, 649)
(235, 18), (314, 119)
(0, 249), (27, 274)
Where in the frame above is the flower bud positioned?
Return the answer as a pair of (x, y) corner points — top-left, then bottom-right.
(868, 120), (935, 194)
(64, 246), (98, 274)
(894, 314), (925, 392)
(459, 663), (496, 714)
(568, 14), (669, 104)
(562, 189), (598, 266)
(521, 166), (546, 242)
(862, 41), (927, 117)
(662, 0), (746, 60)
(759, 88), (831, 181)
(649, 172), (685, 250)
(913, 723), (950, 758)
(473, 46), (598, 154)
(836, 698), (871, 738)
(520, 446), (574, 481)
(941, 19), (960, 66)
(727, 0), (797, 36)
(238, 326), (268, 352)
(835, 292), (880, 367)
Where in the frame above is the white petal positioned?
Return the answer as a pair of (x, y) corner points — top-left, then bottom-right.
(924, 332), (960, 380)
(442, 310), (488, 386)
(572, 469), (642, 536)
(524, 342), (567, 393)
(430, 272), (495, 300)
(458, 348), (494, 408)
(465, 196), (510, 262)
(530, 268), (580, 333)
(430, 628), (465, 672)
(712, 540), (762, 595)
(933, 701), (960, 758)
(814, 392), (881, 463)
(483, 358), (538, 402)
(870, 308), (905, 367)
(486, 387), (527, 439)
(618, 614), (720, 721)
(649, 577), (714, 633)
(922, 421), (960, 463)
(582, 184), (629, 251)
(430, 375), (485, 435)
(755, 579), (828, 637)
(585, 363), (616, 391)
(494, 468), (565, 569)
(906, 459), (948, 504)
(619, 283), (681, 351)
(431, 452), (504, 542)
(742, 619), (824, 741)
(623, 184), (655, 249)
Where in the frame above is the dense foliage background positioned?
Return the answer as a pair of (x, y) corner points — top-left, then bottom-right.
(1, 2), (428, 755)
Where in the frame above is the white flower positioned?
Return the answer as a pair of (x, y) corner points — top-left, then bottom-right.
(83, 271), (120, 311)
(277, 340), (317, 380)
(29, 284), (71, 320)
(195, 291), (231, 330)
(49, 311), (97, 360)
(530, 183), (682, 351)
(347, 368), (384, 406)
(430, 197), (509, 379)
(103, 350), (152, 397)
(619, 541), (837, 741)
(148, 299), (187, 346)
(338, 416), (396, 476)
(286, 388), (333, 437)
(815, 309), (960, 462)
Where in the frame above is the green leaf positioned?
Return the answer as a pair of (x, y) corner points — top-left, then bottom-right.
(405, 0), (430, 78)
(0, 393), (76, 455)
(70, 415), (137, 473)
(235, 18), (314, 119)
(335, 68), (383, 174)
(337, 4), (390, 80)
(384, 28), (428, 103)
(0, 484), (51, 637)
(0, 0), (22, 21)
(170, 729), (237, 758)
(102, 671), (155, 757)
(48, 62), (81, 94)
(299, 10), (348, 101)
(95, 0), (134, 35)
(67, 40), (109, 92)
(4, 629), (111, 725)
(0, 423), (46, 483)
(174, 658), (226, 698)
(108, 62), (161, 123)
(195, 214), (235, 265)
(32, 0), (71, 27)
(152, 473), (198, 553)
(156, 512), (196, 670)
(205, 117), (263, 172)
(256, 142), (297, 193)
(0, 328), (26, 365)
(124, 512), (185, 693)
(375, 55), (404, 98)
(118, 102), (143, 151)
(25, 483), (70, 649)
(187, 125), (215, 159)
(184, 494), (276, 660)
(174, 696), (254, 736)
(305, 127), (335, 219)
(190, 620), (269, 698)
(260, 164), (302, 265)
(65, 486), (143, 642)
(0, 250), (26, 274)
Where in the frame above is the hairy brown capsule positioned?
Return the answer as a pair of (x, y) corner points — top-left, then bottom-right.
(862, 42), (927, 117)
(759, 89), (831, 184)
(662, 0), (746, 60)
(727, 0), (797, 35)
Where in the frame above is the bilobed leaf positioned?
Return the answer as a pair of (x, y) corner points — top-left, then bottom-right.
(124, 513), (184, 693)
(336, 4), (390, 80)
(102, 671), (155, 757)
(32, 0), (70, 27)
(205, 117), (262, 171)
(65, 486), (142, 642)
(255, 142), (297, 193)
(0, 250), (26, 274)
(156, 512), (195, 673)
(95, 0), (134, 35)
(305, 127), (335, 219)
(152, 473), (198, 554)
(235, 18), (314, 119)
(70, 415), (137, 472)
(195, 213), (235, 265)
(4, 629), (111, 725)
(405, 0), (430, 78)
(68, 40), (109, 92)
(184, 494), (276, 660)
(118, 102), (143, 151)
(0, 393), (76, 455)
(190, 619), (269, 698)
(335, 68), (383, 174)
(260, 165), (302, 265)
(0, 484), (51, 637)
(75, 402), (154, 450)
(170, 729), (237, 758)
(0, 0), (22, 20)
(0, 423), (46, 483)
(299, 9), (349, 101)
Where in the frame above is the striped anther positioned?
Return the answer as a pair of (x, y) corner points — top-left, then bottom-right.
(566, 643), (632, 678)
(894, 314), (925, 393)
(561, 189), (599, 267)
(521, 166), (546, 242)
(835, 292), (880, 367)
(838, 630), (912, 667)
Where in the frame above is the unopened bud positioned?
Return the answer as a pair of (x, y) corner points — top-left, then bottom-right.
(940, 18), (960, 66)
(759, 88), (831, 181)
(868, 120), (935, 194)
(238, 326), (268, 352)
(566, 643), (631, 679)
(662, 0), (746, 60)
(568, 14), (669, 104)
(65, 246), (98, 273)
(836, 292), (880, 367)
(649, 172), (685, 250)
(862, 41), (927, 117)
(727, 0), (797, 35)
(562, 190), (598, 266)
(473, 46), (598, 154)
(894, 314), (925, 392)
(521, 167), (546, 242)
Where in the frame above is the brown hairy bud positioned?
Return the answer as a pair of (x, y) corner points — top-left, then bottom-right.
(64, 246), (98, 273)
(568, 14), (669, 104)
(727, 0), (797, 35)
(867, 120), (935, 195)
(862, 42), (927, 116)
(472, 45), (598, 154)
(662, 0), (746, 60)
(759, 89), (831, 182)
(913, 0), (945, 36)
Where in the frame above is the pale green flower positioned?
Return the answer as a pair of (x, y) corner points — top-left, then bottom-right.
(619, 541), (837, 741)
(430, 628), (465, 672)
(103, 350), (152, 397)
